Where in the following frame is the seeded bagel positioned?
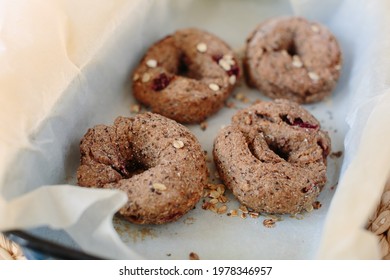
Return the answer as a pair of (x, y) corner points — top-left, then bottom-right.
(77, 113), (207, 224)
(244, 16), (342, 103)
(213, 99), (331, 214)
(132, 28), (240, 123)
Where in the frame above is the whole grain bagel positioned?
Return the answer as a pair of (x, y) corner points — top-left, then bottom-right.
(244, 16), (342, 103)
(213, 99), (331, 214)
(77, 112), (207, 224)
(132, 28), (240, 123)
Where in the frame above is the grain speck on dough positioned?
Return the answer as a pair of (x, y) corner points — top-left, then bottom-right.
(311, 25), (320, 33)
(172, 140), (184, 149)
(146, 59), (158, 68)
(209, 83), (220, 91)
(229, 75), (237, 85)
(308, 71), (319, 81)
(152, 182), (167, 191)
(196, 42), (207, 53)
(142, 73), (151, 83)
(292, 56), (303, 68)
(133, 73), (140, 81)
(219, 59), (232, 71)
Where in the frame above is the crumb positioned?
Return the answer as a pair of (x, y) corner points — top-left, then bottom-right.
(330, 151), (343, 158)
(189, 252), (200, 260)
(312, 201), (322, 209)
(200, 121), (208, 131)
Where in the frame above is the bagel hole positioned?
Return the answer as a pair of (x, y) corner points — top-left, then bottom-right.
(267, 141), (290, 161)
(123, 160), (149, 178)
(286, 40), (298, 56)
(178, 54), (190, 77)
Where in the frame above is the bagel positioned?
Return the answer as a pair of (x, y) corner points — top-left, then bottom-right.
(77, 113), (207, 224)
(132, 28), (240, 123)
(244, 16), (342, 103)
(213, 99), (331, 214)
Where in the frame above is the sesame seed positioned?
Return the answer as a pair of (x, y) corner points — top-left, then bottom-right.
(305, 204), (314, 212)
(311, 25), (320, 33)
(229, 75), (236, 85)
(172, 140), (184, 149)
(142, 73), (150, 83)
(152, 182), (166, 191)
(196, 42), (207, 53)
(146, 59), (157, 68)
(308, 71), (319, 81)
(133, 73), (140, 81)
(209, 83), (220, 91)
(240, 213), (247, 219)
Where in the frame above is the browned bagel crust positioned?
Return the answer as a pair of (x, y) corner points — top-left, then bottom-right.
(132, 28), (240, 123)
(213, 99), (331, 214)
(77, 113), (207, 224)
(244, 16), (342, 103)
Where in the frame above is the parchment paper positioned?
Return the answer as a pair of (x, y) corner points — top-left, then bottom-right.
(0, 0), (389, 259)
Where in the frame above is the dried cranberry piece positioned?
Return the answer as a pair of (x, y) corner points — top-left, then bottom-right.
(292, 118), (318, 129)
(212, 54), (223, 63)
(152, 73), (171, 91)
(227, 64), (240, 77)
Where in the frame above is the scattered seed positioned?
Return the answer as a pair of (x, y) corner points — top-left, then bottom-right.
(196, 43), (207, 53)
(311, 25), (320, 33)
(142, 73), (150, 83)
(239, 205), (249, 214)
(133, 73), (140, 81)
(225, 101), (236, 108)
(218, 195), (228, 203)
(209, 190), (220, 199)
(229, 209), (238, 217)
(263, 219), (276, 228)
(209, 83), (220, 91)
(152, 182), (166, 191)
(209, 198), (219, 205)
(172, 140), (184, 149)
(229, 75), (237, 85)
(217, 205), (228, 214)
(240, 213), (247, 219)
(249, 212), (260, 218)
(146, 59), (157, 68)
(189, 252), (200, 260)
(308, 71), (319, 81)
(305, 204), (314, 212)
